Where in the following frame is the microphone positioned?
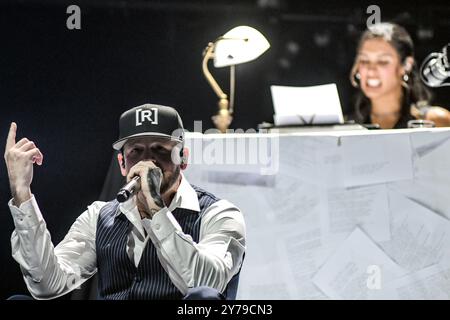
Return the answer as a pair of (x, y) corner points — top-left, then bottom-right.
(420, 43), (450, 87)
(117, 176), (140, 203)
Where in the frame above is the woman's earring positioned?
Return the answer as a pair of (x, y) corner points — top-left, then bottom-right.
(403, 73), (409, 82)
(402, 73), (410, 89)
(351, 72), (361, 88)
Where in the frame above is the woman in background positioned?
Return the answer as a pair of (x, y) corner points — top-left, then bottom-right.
(349, 22), (450, 129)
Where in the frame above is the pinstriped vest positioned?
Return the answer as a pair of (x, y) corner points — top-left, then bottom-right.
(95, 185), (220, 300)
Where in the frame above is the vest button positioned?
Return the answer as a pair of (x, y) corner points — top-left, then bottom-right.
(154, 223), (160, 230)
(134, 276), (141, 283)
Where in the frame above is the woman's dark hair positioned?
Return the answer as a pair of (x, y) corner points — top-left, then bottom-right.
(350, 22), (431, 127)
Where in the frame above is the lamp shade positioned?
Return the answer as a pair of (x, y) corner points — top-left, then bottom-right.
(213, 26), (270, 68)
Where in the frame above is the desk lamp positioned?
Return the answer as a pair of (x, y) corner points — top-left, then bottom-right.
(202, 26), (270, 132)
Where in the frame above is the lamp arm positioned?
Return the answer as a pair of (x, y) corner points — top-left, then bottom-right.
(202, 43), (228, 100)
(202, 42), (233, 133)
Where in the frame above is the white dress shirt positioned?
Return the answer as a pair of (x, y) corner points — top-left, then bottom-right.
(9, 175), (246, 299)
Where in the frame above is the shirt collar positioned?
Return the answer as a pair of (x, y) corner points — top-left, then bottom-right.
(117, 173), (200, 217)
(168, 173), (200, 212)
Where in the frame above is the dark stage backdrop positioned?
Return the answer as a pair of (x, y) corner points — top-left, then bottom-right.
(0, 0), (448, 299)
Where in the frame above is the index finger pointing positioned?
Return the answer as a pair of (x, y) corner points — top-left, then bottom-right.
(5, 122), (17, 151)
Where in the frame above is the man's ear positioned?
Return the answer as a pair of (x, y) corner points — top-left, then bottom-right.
(117, 152), (127, 177)
(180, 147), (189, 170)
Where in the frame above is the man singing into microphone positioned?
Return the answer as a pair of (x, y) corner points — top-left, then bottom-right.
(4, 104), (246, 300)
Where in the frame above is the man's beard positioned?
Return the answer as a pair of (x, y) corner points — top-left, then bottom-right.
(160, 165), (181, 194)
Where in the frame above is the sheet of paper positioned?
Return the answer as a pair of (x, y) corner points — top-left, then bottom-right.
(258, 172), (327, 226)
(409, 129), (450, 161)
(278, 135), (345, 188)
(388, 179), (450, 220)
(312, 228), (406, 300)
(277, 227), (343, 299)
(410, 130), (450, 182)
(271, 83), (344, 125)
(340, 133), (413, 187)
(387, 130), (450, 220)
(184, 168), (275, 230)
(376, 263), (450, 300)
(189, 167), (330, 299)
(236, 232), (299, 299)
(377, 190), (450, 272)
(321, 184), (390, 242)
(235, 194), (328, 299)
(184, 134), (280, 176)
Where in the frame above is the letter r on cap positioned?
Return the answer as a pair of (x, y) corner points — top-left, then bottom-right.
(136, 108), (158, 126)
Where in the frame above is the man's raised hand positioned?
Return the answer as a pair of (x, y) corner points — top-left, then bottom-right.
(4, 122), (43, 205)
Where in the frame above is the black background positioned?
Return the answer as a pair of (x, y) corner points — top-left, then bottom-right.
(0, 0), (449, 299)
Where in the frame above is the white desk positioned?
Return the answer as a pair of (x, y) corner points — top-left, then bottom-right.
(183, 128), (450, 299)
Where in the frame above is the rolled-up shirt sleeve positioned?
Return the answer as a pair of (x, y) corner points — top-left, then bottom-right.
(9, 196), (102, 299)
(149, 199), (246, 294)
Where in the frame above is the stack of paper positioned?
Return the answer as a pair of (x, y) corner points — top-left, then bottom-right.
(270, 83), (344, 126)
(183, 129), (450, 299)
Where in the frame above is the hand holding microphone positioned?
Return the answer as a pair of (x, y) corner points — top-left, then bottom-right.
(117, 176), (140, 203)
(117, 160), (164, 217)
(420, 43), (450, 87)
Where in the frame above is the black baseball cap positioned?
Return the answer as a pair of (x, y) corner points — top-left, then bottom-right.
(112, 104), (184, 150)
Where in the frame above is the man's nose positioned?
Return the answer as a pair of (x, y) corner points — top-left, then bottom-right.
(142, 149), (157, 162)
